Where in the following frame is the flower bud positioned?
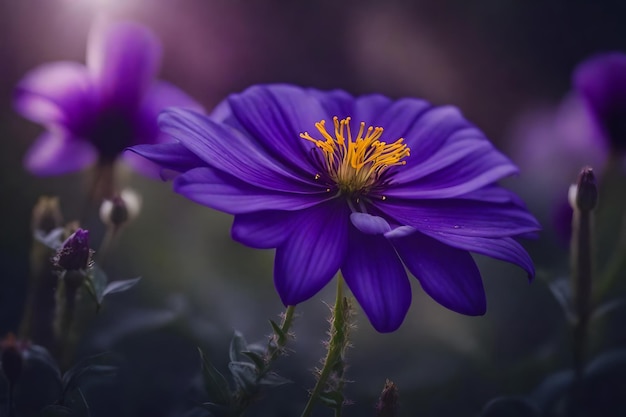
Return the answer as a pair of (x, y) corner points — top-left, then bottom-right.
(100, 189), (142, 229)
(376, 379), (399, 417)
(52, 228), (94, 272)
(31, 196), (63, 234)
(570, 167), (598, 211)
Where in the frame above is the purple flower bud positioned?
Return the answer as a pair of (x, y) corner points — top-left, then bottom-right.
(53, 229), (93, 272)
(376, 379), (399, 417)
(575, 167), (598, 212)
(100, 189), (142, 229)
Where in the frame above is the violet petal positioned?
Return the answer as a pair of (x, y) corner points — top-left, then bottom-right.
(173, 167), (331, 214)
(159, 108), (322, 192)
(378, 198), (540, 238)
(417, 230), (535, 279)
(14, 62), (95, 125)
(88, 21), (162, 109)
(350, 212), (392, 235)
(342, 228), (411, 333)
(391, 231), (486, 316)
(231, 210), (301, 249)
(24, 131), (97, 176)
(227, 84), (328, 173)
(274, 200), (349, 305)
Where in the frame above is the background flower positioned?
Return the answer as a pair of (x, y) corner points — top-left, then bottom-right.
(14, 20), (202, 181)
(575, 52), (626, 153)
(131, 84), (540, 332)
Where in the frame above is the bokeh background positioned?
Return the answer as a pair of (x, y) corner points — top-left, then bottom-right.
(1, 1), (626, 416)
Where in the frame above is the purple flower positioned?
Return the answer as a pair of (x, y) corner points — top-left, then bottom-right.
(15, 20), (202, 177)
(130, 84), (539, 332)
(574, 52), (626, 153)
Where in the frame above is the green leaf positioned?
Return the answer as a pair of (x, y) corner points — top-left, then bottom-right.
(200, 402), (231, 416)
(229, 331), (248, 363)
(198, 348), (231, 406)
(83, 266), (108, 308)
(242, 351), (266, 370)
(62, 352), (117, 396)
(258, 372), (291, 387)
(228, 361), (257, 394)
(34, 227), (65, 250)
(318, 390), (344, 408)
(591, 298), (626, 321)
(245, 342), (266, 356)
(102, 277), (141, 298)
(269, 320), (286, 345)
(547, 278), (576, 323)
(26, 345), (62, 382)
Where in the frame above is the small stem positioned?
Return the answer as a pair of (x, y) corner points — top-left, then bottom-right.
(263, 305), (296, 372)
(568, 167), (597, 376)
(96, 226), (116, 265)
(300, 277), (346, 417)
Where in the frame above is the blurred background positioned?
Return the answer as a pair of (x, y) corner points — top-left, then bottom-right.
(1, 0), (626, 416)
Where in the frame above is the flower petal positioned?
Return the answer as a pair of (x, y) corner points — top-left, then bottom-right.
(173, 167), (330, 214)
(159, 108), (323, 193)
(231, 210), (301, 249)
(342, 227), (411, 332)
(135, 80), (204, 146)
(125, 142), (205, 179)
(349, 212), (391, 235)
(392, 105), (473, 166)
(377, 198), (540, 238)
(391, 231), (486, 315)
(387, 131), (518, 199)
(24, 131), (97, 175)
(274, 200), (350, 305)
(416, 229), (535, 279)
(356, 96), (431, 143)
(227, 84), (329, 173)
(87, 21), (162, 109)
(14, 62), (95, 126)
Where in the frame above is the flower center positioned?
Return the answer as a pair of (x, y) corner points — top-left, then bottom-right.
(300, 116), (410, 196)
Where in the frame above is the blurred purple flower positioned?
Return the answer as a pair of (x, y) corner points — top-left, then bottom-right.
(15, 20), (202, 178)
(575, 52), (626, 153)
(53, 228), (93, 272)
(130, 84), (539, 332)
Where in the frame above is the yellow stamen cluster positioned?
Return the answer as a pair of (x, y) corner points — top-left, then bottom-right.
(300, 117), (410, 195)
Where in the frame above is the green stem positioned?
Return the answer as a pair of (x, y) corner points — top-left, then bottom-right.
(300, 277), (347, 417)
(571, 207), (593, 376)
(264, 305), (296, 371)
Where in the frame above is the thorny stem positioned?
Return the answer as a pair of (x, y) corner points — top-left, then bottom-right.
(300, 277), (348, 417)
(54, 273), (82, 371)
(263, 305), (296, 373)
(233, 305), (296, 417)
